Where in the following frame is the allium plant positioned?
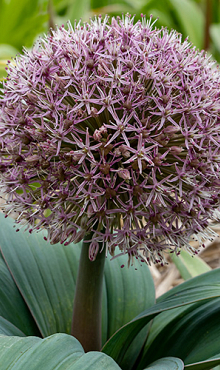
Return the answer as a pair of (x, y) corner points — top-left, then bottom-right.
(1, 14), (220, 352)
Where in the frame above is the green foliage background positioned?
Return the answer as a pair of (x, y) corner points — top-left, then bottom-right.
(0, 0), (220, 82)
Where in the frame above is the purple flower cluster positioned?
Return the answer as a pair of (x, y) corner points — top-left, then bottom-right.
(1, 14), (220, 264)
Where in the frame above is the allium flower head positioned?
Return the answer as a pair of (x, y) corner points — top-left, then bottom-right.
(1, 14), (220, 264)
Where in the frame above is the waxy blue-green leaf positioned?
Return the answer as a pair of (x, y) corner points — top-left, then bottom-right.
(0, 213), (154, 345)
(158, 268), (220, 299)
(175, 299), (220, 365)
(185, 355), (220, 370)
(171, 250), (211, 280)
(102, 268), (220, 368)
(0, 214), (81, 337)
(0, 333), (121, 369)
(144, 357), (184, 370)
(0, 253), (40, 336)
(0, 317), (26, 336)
(104, 252), (155, 369)
(136, 269), (220, 370)
(104, 252), (155, 338)
(138, 298), (220, 369)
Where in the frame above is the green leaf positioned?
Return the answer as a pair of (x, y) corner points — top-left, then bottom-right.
(185, 354), (220, 370)
(140, 0), (175, 29)
(0, 59), (7, 81)
(140, 305), (195, 368)
(0, 0), (48, 50)
(89, 0), (134, 18)
(52, 0), (70, 14)
(213, 365), (220, 370)
(137, 269), (220, 370)
(91, 0), (132, 9)
(0, 213), (155, 346)
(104, 253), (155, 338)
(68, 0), (91, 22)
(141, 0), (204, 49)
(210, 23), (220, 53)
(139, 298), (220, 369)
(144, 357), (184, 370)
(0, 317), (26, 336)
(178, 299), (220, 365)
(171, 250), (211, 280)
(102, 268), (220, 368)
(0, 333), (121, 369)
(168, 0), (204, 49)
(0, 253), (40, 336)
(104, 252), (155, 369)
(157, 268), (220, 302)
(0, 44), (19, 59)
(0, 44), (19, 80)
(0, 217), (81, 337)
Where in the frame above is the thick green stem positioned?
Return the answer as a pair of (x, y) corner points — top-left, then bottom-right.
(71, 233), (106, 352)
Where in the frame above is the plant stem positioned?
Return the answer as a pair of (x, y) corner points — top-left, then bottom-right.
(71, 233), (106, 352)
(48, 0), (56, 32)
(204, 0), (212, 50)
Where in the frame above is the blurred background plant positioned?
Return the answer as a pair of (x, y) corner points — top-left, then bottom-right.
(0, 0), (220, 82)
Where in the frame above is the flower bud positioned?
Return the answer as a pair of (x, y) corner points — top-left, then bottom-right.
(118, 168), (131, 180)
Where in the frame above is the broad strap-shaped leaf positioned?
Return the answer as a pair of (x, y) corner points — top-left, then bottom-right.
(0, 317), (26, 336)
(140, 0), (176, 31)
(138, 298), (220, 369)
(157, 268), (220, 301)
(173, 299), (220, 366)
(0, 213), (155, 344)
(168, 0), (204, 48)
(0, 213), (81, 337)
(210, 24), (220, 54)
(68, 0), (91, 22)
(103, 253), (155, 370)
(144, 357), (184, 370)
(136, 269), (220, 370)
(102, 269), (220, 368)
(185, 354), (220, 370)
(0, 254), (40, 336)
(171, 250), (211, 280)
(0, 333), (121, 370)
(104, 253), (155, 338)
(140, 0), (203, 48)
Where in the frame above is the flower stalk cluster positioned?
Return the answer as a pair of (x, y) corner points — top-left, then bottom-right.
(1, 14), (220, 264)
